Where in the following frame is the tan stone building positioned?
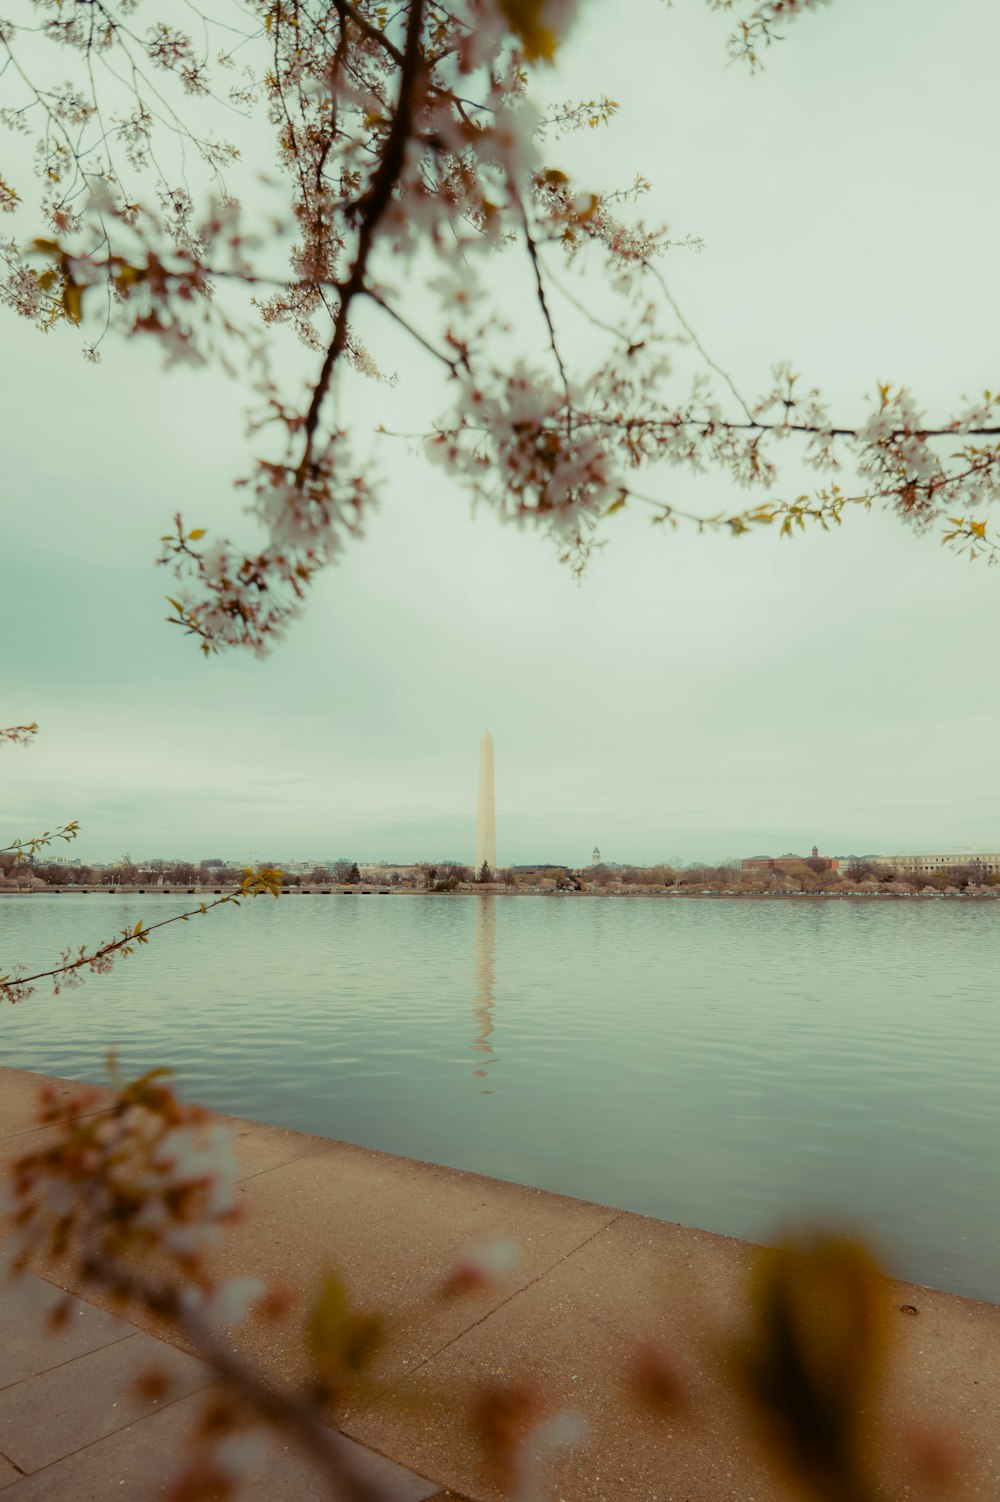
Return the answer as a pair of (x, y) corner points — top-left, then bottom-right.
(359, 863), (424, 882)
(876, 852), (1000, 876)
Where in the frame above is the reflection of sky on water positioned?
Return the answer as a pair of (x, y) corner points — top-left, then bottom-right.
(471, 896), (496, 1093)
(3, 894), (1000, 1302)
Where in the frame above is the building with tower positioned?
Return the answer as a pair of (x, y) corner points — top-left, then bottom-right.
(741, 845), (839, 875)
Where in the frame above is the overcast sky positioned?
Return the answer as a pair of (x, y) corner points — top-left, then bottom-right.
(4, 0), (999, 866)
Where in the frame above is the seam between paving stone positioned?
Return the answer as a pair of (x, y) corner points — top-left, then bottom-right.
(232, 1141), (339, 1185)
(23, 1273), (235, 1390)
(0, 1315), (138, 1394)
(0, 1107), (111, 1144)
(0, 1375), (225, 1482)
(332, 1429), (444, 1493)
(0, 1330), (140, 1394)
(0, 1449), (26, 1479)
(401, 1212), (625, 1380)
(6, 1273), (442, 1497)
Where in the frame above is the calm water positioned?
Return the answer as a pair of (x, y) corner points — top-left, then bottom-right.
(2, 894), (998, 1301)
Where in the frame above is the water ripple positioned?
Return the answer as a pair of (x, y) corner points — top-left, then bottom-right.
(2, 894), (998, 1300)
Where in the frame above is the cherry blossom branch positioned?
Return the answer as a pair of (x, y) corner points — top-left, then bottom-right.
(298, 0), (427, 479)
(0, 867), (284, 1004)
(5, 1071), (394, 1501)
(2, 721), (76, 864)
(79, 1253), (392, 1502)
(515, 190), (572, 424)
(627, 486), (870, 535)
(1, 822), (80, 860)
(707, 0), (835, 70)
(364, 284), (462, 370)
(1, 722), (39, 747)
(645, 262), (756, 423)
(330, 0), (406, 66)
(5, 0), (999, 658)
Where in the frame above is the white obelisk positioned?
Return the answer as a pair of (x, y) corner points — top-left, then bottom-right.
(475, 729), (496, 873)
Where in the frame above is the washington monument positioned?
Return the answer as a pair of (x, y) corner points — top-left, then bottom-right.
(476, 729), (496, 872)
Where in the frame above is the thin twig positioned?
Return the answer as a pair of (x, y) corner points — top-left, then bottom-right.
(646, 261), (757, 422)
(3, 894), (237, 996)
(515, 190), (572, 428)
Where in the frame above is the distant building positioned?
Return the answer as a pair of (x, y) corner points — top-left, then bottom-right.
(591, 846), (602, 866)
(875, 852), (1000, 876)
(743, 848), (1000, 879)
(741, 846), (840, 875)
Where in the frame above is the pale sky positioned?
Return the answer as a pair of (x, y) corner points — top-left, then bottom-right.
(3, 0), (999, 866)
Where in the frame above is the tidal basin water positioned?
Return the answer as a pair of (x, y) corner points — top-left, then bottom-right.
(2, 893), (998, 1301)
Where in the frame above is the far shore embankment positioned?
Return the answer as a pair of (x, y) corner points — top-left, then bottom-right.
(3, 884), (1000, 900)
(2, 1063), (999, 1501)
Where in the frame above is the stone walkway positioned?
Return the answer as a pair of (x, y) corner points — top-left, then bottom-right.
(0, 1271), (445, 1499)
(2, 1065), (999, 1501)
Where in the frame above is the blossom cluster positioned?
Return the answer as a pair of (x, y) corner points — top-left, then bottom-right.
(4, 1068), (243, 1297)
(427, 361), (613, 569)
(159, 429), (378, 655)
(707, 0), (835, 68)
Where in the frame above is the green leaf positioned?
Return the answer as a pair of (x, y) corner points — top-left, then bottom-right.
(306, 1270), (382, 1379)
(498, 0), (559, 61)
(62, 282), (83, 324)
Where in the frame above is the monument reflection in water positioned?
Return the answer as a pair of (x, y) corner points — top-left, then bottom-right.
(471, 896), (497, 1093)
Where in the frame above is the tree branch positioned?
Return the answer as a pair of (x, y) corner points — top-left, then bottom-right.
(298, 0), (427, 479)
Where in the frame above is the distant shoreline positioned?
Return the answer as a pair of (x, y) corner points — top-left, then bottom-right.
(2, 886), (998, 901)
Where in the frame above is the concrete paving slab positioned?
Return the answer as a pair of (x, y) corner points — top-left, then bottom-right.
(0, 1385), (216, 1500)
(229, 1424), (444, 1501)
(204, 1139), (618, 1388)
(0, 1124), (56, 1183)
(0, 1385), (444, 1501)
(0, 1069), (107, 1142)
(5, 1146), (614, 1400)
(0, 1328), (215, 1473)
(342, 1211), (1000, 1502)
(342, 1211), (763, 1502)
(0, 1273), (136, 1389)
(0, 1456), (21, 1491)
(216, 1113), (341, 1183)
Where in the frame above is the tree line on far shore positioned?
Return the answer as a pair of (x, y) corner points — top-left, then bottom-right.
(4, 854), (998, 893)
(591, 858), (1000, 892)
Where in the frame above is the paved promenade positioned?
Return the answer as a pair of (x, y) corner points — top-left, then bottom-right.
(2, 1065), (999, 1500)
